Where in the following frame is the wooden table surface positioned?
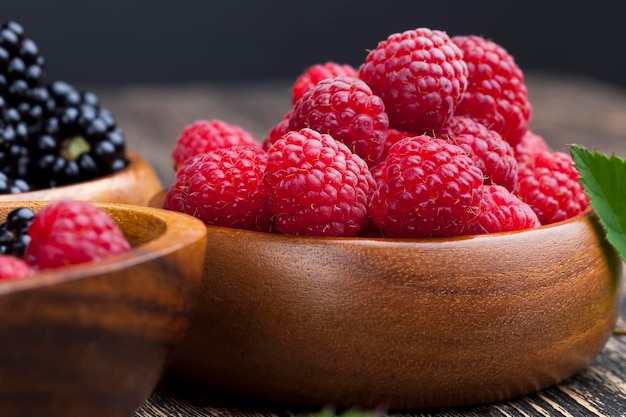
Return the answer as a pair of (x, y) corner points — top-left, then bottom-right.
(92, 72), (626, 417)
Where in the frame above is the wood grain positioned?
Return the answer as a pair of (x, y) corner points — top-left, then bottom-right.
(0, 202), (207, 417)
(81, 72), (626, 416)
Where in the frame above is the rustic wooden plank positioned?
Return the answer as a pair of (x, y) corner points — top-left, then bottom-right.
(86, 72), (626, 417)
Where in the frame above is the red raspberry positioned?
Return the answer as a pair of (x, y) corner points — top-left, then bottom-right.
(379, 128), (413, 163)
(264, 128), (375, 236)
(291, 62), (359, 104)
(452, 35), (532, 147)
(359, 28), (468, 134)
(370, 135), (484, 237)
(24, 201), (131, 269)
(466, 184), (540, 234)
(164, 145), (272, 232)
(516, 151), (589, 224)
(515, 130), (550, 162)
(436, 116), (518, 191)
(0, 255), (33, 280)
(288, 76), (389, 165)
(171, 119), (260, 171)
(262, 110), (292, 151)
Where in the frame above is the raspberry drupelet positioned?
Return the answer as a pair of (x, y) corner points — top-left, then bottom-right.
(24, 200), (131, 269)
(466, 184), (540, 234)
(370, 135), (484, 237)
(165, 145), (273, 232)
(264, 128), (375, 237)
(171, 119), (260, 172)
(288, 75), (389, 166)
(451, 35), (532, 147)
(516, 150), (588, 224)
(291, 62), (359, 105)
(436, 115), (518, 192)
(359, 28), (468, 135)
(0, 254), (33, 280)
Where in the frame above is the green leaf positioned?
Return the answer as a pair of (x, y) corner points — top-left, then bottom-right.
(570, 144), (626, 261)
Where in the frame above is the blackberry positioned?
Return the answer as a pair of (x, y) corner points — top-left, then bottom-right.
(0, 21), (46, 103)
(27, 80), (128, 188)
(0, 20), (128, 194)
(0, 171), (30, 194)
(0, 206), (35, 257)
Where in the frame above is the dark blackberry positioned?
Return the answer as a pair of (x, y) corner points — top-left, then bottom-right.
(0, 99), (32, 181)
(0, 21), (127, 194)
(0, 172), (30, 194)
(0, 21), (46, 101)
(26, 80), (128, 188)
(0, 206), (34, 257)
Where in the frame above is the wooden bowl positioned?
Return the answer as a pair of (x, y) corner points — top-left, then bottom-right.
(155, 192), (622, 409)
(0, 201), (207, 417)
(0, 151), (163, 205)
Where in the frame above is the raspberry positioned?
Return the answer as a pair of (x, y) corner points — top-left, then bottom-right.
(164, 145), (273, 232)
(370, 135), (484, 237)
(264, 128), (375, 236)
(452, 35), (532, 147)
(288, 76), (389, 165)
(436, 116), (518, 191)
(379, 128), (412, 163)
(466, 184), (539, 234)
(0, 254), (33, 280)
(291, 62), (359, 104)
(171, 119), (259, 172)
(515, 130), (550, 162)
(24, 200), (131, 269)
(261, 110), (292, 151)
(359, 28), (468, 134)
(516, 151), (588, 224)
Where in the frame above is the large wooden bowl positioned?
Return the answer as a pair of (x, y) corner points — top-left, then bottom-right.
(160, 201), (622, 410)
(0, 151), (163, 205)
(0, 201), (207, 417)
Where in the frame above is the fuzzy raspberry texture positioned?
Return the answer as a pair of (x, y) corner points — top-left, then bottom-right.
(262, 110), (292, 151)
(370, 135), (484, 237)
(359, 28), (468, 135)
(171, 119), (260, 172)
(515, 130), (550, 162)
(24, 201), (131, 269)
(466, 184), (539, 234)
(164, 145), (273, 232)
(516, 151), (588, 224)
(436, 116), (518, 191)
(0, 255), (33, 280)
(288, 76), (389, 165)
(452, 35), (532, 147)
(264, 128), (375, 236)
(291, 62), (359, 104)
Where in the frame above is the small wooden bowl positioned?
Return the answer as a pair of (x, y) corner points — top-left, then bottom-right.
(0, 201), (207, 417)
(0, 151), (163, 205)
(155, 190), (622, 409)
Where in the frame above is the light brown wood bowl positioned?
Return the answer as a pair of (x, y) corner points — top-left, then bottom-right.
(0, 150), (163, 205)
(150, 190), (622, 410)
(0, 201), (207, 417)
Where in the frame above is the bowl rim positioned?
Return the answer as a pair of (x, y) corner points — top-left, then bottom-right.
(198, 206), (598, 244)
(0, 202), (207, 295)
(0, 150), (152, 200)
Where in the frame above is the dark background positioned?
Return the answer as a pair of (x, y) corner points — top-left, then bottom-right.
(3, 1), (626, 87)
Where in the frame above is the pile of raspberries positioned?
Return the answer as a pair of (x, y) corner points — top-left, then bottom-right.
(164, 28), (588, 238)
